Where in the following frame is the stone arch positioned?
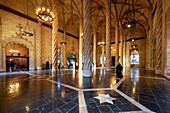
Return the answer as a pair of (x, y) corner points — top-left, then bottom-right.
(165, 7), (170, 76)
(1, 35), (35, 71)
(2, 35), (34, 50)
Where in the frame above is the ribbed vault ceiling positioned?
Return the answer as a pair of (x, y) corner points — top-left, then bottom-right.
(31, 0), (153, 40)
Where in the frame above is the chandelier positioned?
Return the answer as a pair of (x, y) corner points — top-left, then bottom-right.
(22, 0), (33, 36)
(98, 42), (105, 46)
(21, 23), (33, 36)
(36, 0), (54, 23)
(122, 18), (137, 28)
(60, 41), (67, 45)
(122, 0), (137, 29)
(131, 39), (138, 48)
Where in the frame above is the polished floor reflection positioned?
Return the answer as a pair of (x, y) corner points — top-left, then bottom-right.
(0, 68), (169, 113)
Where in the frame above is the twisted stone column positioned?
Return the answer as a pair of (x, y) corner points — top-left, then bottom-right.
(106, 0), (111, 71)
(83, 0), (92, 77)
(52, 0), (59, 72)
(115, 23), (119, 66)
(93, 29), (97, 69)
(165, 7), (170, 75)
(123, 31), (126, 68)
(0, 18), (2, 71)
(155, 0), (163, 74)
(63, 30), (67, 68)
(62, 5), (67, 68)
(120, 27), (123, 65)
(29, 50), (35, 70)
(148, 13), (155, 70)
(79, 18), (84, 71)
(2, 47), (6, 71)
(102, 30), (105, 67)
(36, 21), (42, 70)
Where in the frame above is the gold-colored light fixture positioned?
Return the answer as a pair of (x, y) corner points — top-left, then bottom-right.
(22, 0), (33, 36)
(36, 0), (54, 23)
(122, 0), (137, 29)
(131, 38), (138, 49)
(98, 42), (105, 46)
(60, 41), (67, 45)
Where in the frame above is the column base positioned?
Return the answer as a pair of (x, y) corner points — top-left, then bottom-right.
(155, 69), (162, 75)
(52, 67), (57, 72)
(83, 69), (92, 77)
(37, 67), (42, 70)
(164, 67), (170, 75)
(29, 68), (35, 71)
(106, 67), (111, 71)
(0, 68), (6, 72)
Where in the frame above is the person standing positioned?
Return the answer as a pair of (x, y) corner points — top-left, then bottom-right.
(10, 61), (14, 72)
(116, 63), (123, 79)
(75, 61), (79, 70)
(58, 62), (61, 70)
(17, 62), (20, 70)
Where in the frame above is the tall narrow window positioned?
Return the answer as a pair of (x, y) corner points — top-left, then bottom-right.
(130, 50), (139, 64)
(58, 48), (61, 63)
(100, 54), (106, 65)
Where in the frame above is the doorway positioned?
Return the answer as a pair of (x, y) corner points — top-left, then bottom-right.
(5, 42), (29, 72)
(130, 49), (139, 67)
(6, 56), (29, 72)
(67, 54), (76, 69)
(112, 56), (115, 66)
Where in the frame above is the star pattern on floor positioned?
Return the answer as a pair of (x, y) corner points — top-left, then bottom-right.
(94, 94), (116, 104)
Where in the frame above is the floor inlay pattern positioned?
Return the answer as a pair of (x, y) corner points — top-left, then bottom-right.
(0, 68), (170, 113)
(84, 90), (141, 112)
(118, 69), (170, 113)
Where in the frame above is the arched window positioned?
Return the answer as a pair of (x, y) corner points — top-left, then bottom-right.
(58, 48), (61, 63)
(130, 50), (139, 64)
(100, 54), (106, 65)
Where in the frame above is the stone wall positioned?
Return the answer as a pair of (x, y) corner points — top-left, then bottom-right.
(0, 8), (79, 71)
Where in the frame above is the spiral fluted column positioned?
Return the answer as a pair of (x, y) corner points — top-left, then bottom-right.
(0, 18), (2, 71)
(79, 18), (84, 71)
(120, 27), (123, 65)
(115, 23), (119, 66)
(83, 0), (92, 77)
(123, 31), (126, 68)
(52, 0), (59, 72)
(93, 29), (97, 69)
(155, 0), (163, 74)
(165, 6), (170, 75)
(102, 29), (105, 67)
(63, 30), (67, 68)
(2, 47), (6, 71)
(106, 0), (111, 71)
(36, 21), (42, 70)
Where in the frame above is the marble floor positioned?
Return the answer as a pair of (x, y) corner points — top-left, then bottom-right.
(0, 68), (170, 113)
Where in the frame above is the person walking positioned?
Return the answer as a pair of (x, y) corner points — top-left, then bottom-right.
(116, 63), (123, 79)
(58, 62), (61, 70)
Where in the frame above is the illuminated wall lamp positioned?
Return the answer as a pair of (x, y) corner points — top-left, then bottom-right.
(98, 42), (105, 46)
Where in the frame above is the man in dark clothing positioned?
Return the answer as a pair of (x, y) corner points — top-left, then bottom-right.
(116, 63), (123, 79)
(58, 62), (61, 70)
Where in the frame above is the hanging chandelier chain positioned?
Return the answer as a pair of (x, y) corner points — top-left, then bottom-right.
(122, 0), (137, 29)
(21, 0), (33, 36)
